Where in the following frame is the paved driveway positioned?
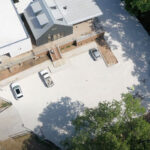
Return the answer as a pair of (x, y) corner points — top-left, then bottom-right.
(0, 49), (138, 144)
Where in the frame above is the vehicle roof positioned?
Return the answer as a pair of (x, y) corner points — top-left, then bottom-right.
(43, 73), (50, 78)
(40, 69), (49, 75)
(93, 50), (100, 57)
(11, 82), (20, 88)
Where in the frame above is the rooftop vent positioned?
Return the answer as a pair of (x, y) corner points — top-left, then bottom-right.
(57, 18), (64, 21)
(37, 13), (49, 27)
(51, 9), (63, 20)
(45, 0), (56, 8)
(63, 6), (67, 10)
(31, 2), (42, 14)
(51, 6), (57, 9)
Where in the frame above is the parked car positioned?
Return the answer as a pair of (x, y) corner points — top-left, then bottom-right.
(89, 48), (101, 61)
(10, 82), (23, 100)
(39, 69), (54, 88)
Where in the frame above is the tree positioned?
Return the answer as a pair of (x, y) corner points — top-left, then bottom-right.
(62, 94), (150, 150)
(13, 0), (19, 3)
(124, 0), (150, 15)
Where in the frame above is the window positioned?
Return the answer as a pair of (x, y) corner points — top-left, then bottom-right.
(51, 27), (57, 31)
(16, 89), (20, 94)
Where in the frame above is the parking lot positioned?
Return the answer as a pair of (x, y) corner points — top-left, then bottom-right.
(1, 0), (150, 145)
(0, 46), (138, 144)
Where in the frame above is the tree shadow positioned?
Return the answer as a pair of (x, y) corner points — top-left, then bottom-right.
(94, 0), (150, 110)
(34, 97), (85, 147)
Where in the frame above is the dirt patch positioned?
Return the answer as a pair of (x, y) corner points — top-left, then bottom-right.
(0, 133), (60, 150)
(0, 98), (11, 109)
(96, 37), (118, 66)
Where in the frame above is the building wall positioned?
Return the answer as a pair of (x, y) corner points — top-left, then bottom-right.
(36, 24), (73, 46)
(0, 38), (32, 57)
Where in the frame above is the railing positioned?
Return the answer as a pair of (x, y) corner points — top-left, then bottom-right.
(0, 48), (50, 72)
(0, 53), (34, 71)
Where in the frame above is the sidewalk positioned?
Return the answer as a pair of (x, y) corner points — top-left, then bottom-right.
(0, 106), (25, 140)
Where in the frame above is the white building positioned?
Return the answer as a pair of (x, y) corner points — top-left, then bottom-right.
(0, 0), (32, 57)
(52, 0), (103, 25)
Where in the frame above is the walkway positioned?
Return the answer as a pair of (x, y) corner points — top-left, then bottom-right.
(0, 106), (25, 140)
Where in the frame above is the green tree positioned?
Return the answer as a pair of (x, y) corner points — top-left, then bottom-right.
(124, 0), (150, 15)
(62, 94), (150, 150)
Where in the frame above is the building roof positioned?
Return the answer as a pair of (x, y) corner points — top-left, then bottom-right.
(51, 0), (102, 25)
(31, 1), (42, 14)
(15, 0), (33, 14)
(0, 0), (27, 48)
(37, 13), (49, 26)
(24, 0), (102, 40)
(24, 0), (70, 40)
(45, 0), (56, 7)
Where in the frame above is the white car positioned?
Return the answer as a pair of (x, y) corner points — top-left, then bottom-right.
(10, 82), (23, 100)
(89, 48), (101, 61)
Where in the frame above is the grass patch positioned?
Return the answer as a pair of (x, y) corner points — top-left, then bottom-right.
(1, 102), (12, 108)
(66, 45), (71, 48)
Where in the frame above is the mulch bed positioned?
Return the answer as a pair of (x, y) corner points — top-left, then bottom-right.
(96, 37), (118, 66)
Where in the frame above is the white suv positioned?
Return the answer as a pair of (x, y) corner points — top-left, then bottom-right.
(10, 82), (23, 100)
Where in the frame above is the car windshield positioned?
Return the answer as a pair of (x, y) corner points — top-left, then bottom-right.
(14, 86), (21, 94)
(94, 50), (100, 57)
(18, 95), (23, 98)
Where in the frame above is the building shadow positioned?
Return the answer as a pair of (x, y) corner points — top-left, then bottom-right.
(34, 97), (85, 147)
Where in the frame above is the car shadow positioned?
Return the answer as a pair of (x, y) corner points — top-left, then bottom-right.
(38, 72), (48, 88)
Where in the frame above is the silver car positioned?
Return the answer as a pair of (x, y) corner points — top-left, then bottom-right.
(89, 48), (101, 61)
(10, 82), (23, 100)
(39, 69), (54, 88)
